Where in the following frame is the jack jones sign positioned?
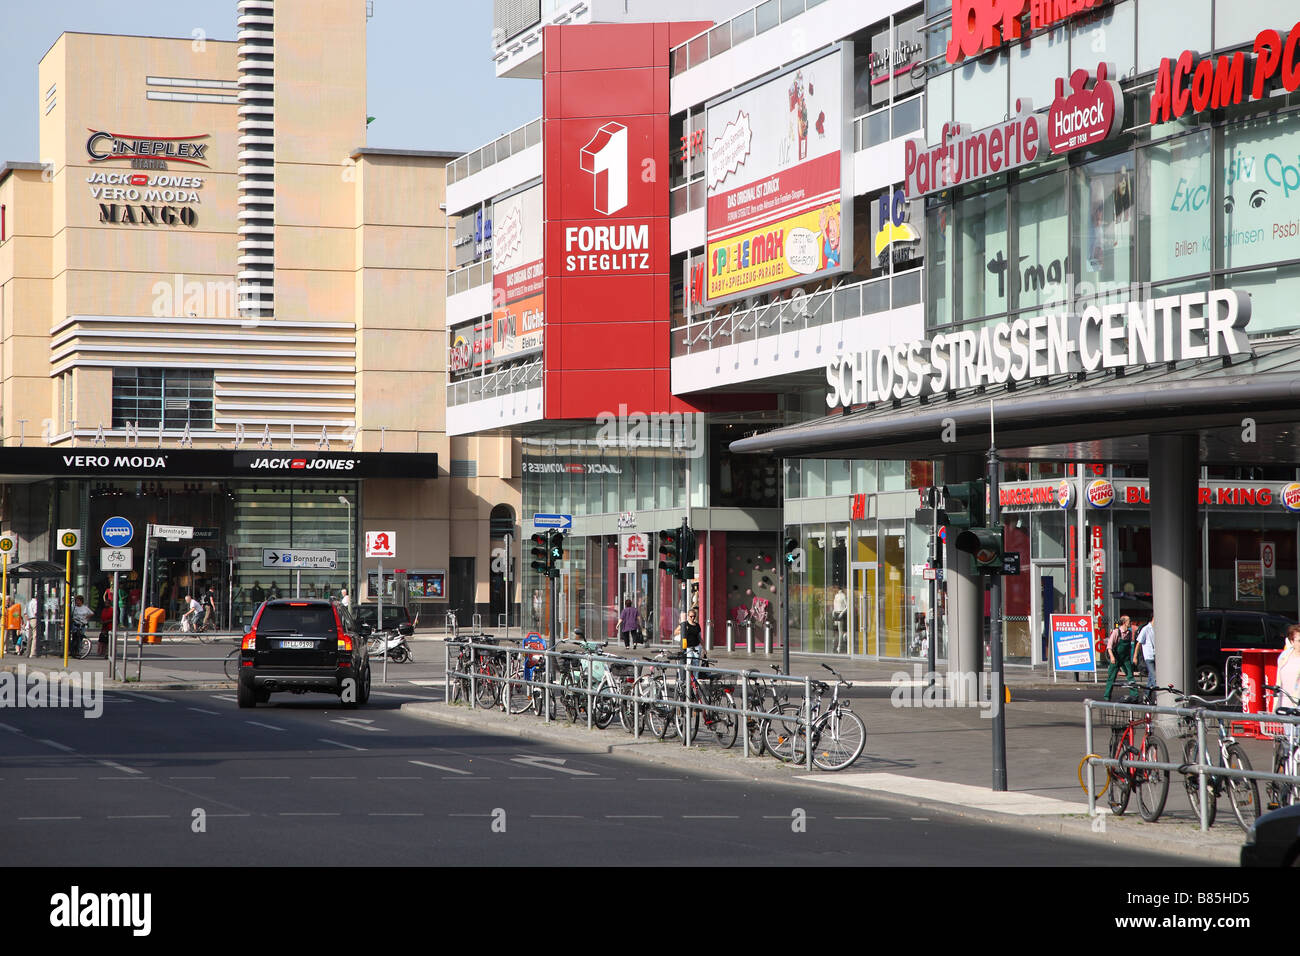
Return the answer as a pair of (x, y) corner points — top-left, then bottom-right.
(826, 290), (1251, 408)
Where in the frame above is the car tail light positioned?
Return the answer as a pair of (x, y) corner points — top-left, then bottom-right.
(241, 632), (256, 650)
(334, 607), (351, 652)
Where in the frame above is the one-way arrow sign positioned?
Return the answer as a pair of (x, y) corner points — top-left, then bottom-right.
(509, 755), (595, 776)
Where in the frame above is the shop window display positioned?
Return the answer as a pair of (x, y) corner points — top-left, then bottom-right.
(1139, 129), (1213, 281)
(1220, 111), (1300, 274)
(1073, 153), (1135, 298)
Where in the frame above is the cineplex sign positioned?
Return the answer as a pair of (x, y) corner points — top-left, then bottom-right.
(826, 289), (1250, 407)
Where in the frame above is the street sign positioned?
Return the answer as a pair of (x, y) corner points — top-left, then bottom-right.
(532, 513), (573, 530)
(150, 523), (194, 540)
(0, 533), (16, 558)
(365, 531), (396, 558)
(101, 516), (134, 547)
(56, 528), (81, 551)
(262, 548), (338, 570)
(1001, 552), (1021, 576)
(620, 532), (649, 561)
(100, 547), (134, 572)
(1261, 541), (1277, 579)
(1051, 614), (1097, 672)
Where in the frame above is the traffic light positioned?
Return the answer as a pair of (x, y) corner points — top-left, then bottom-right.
(548, 529), (565, 573)
(783, 536), (799, 567)
(530, 532), (553, 578)
(658, 527), (682, 579)
(955, 526), (1004, 573)
(680, 525), (697, 582)
(941, 479), (986, 530)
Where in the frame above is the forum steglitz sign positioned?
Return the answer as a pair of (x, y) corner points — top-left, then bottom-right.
(825, 290), (1252, 408)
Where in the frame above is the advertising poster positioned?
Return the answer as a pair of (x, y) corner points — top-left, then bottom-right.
(705, 45), (852, 304)
(1051, 614), (1098, 673)
(620, 532), (649, 562)
(491, 182), (544, 362)
(449, 316), (493, 373)
(1235, 559), (1264, 601)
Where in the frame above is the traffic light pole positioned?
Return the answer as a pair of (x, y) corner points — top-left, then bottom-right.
(988, 442), (1007, 792)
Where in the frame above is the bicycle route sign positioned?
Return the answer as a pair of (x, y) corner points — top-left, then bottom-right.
(100, 547), (134, 572)
(262, 548), (338, 570)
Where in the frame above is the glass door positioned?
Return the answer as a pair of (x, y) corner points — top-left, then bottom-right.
(850, 561), (878, 657)
(1032, 562), (1068, 666)
(881, 523), (906, 657)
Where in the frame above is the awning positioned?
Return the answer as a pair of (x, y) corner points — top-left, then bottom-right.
(730, 338), (1300, 464)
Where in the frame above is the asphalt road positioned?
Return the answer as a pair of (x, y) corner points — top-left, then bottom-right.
(0, 686), (1197, 866)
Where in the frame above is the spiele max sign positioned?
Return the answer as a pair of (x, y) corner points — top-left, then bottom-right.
(826, 289), (1251, 408)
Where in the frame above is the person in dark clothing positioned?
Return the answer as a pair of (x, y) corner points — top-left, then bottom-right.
(250, 582), (266, 606)
(617, 598), (642, 648)
(677, 608), (702, 665)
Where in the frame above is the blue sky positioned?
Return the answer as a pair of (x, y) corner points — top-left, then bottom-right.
(0, 0), (541, 162)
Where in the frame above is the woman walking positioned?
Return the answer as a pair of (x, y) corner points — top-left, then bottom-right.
(617, 598), (642, 649)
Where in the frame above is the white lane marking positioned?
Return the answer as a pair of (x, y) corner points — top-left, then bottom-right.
(509, 755), (595, 776)
(369, 690), (438, 699)
(834, 816), (892, 820)
(605, 814), (662, 819)
(206, 813), (252, 818)
(368, 812), (424, 817)
(636, 777), (683, 782)
(131, 693), (173, 703)
(318, 738), (365, 751)
(170, 776), (215, 780)
(211, 694), (236, 702)
(108, 814), (170, 819)
(911, 817), (931, 821)
(448, 813), (492, 818)
(0, 722), (24, 734)
(378, 776), (419, 780)
(25, 776), (76, 781)
(409, 760), (471, 775)
(188, 707), (220, 715)
(36, 739), (74, 753)
(682, 815), (739, 819)
(330, 717), (386, 732)
(509, 776), (549, 780)
(279, 812), (340, 817)
(19, 816), (81, 821)
(530, 814), (582, 819)
(239, 776), (289, 780)
(246, 720), (285, 732)
(96, 760), (142, 775)
(309, 776), (357, 780)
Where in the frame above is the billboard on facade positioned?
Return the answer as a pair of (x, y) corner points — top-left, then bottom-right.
(492, 181), (544, 362)
(449, 316), (493, 373)
(705, 44), (854, 305)
(868, 15), (924, 109)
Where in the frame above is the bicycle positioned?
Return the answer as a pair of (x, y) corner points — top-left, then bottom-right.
(1169, 685), (1260, 833)
(1081, 682), (1168, 821)
(658, 652), (737, 748)
(1264, 684), (1300, 810)
(225, 646), (242, 681)
(764, 663), (866, 771)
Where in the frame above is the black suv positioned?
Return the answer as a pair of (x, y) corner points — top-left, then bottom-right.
(1197, 609), (1293, 694)
(354, 604), (415, 632)
(237, 599), (371, 708)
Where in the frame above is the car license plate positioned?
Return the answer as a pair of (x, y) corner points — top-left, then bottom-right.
(280, 640), (314, 649)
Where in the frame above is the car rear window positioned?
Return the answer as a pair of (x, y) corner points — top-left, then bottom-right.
(357, 606), (407, 629)
(256, 604), (337, 635)
(1223, 614), (1266, 647)
(1196, 613), (1220, 641)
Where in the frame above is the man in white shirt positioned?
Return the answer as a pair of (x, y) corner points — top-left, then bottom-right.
(1135, 616), (1156, 690)
(25, 593), (38, 656)
(181, 594), (201, 632)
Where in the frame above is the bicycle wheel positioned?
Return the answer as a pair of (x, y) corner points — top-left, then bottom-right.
(197, 626), (214, 645)
(675, 695), (700, 742)
(764, 704), (807, 764)
(707, 690), (738, 749)
(646, 683), (676, 739)
(812, 708), (867, 771)
(592, 686), (616, 729)
(506, 662), (535, 715)
(1224, 743), (1260, 833)
(474, 661), (501, 707)
(225, 648), (242, 682)
(1108, 747), (1134, 816)
(1182, 737), (1217, 827)
(1136, 734), (1169, 823)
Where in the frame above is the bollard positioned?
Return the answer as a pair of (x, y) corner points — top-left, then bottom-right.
(763, 621), (771, 655)
(705, 620), (713, 652)
(745, 620), (754, 654)
(726, 620), (734, 652)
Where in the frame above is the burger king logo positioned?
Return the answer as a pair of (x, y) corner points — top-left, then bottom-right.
(1087, 479), (1114, 509)
(1057, 480), (1072, 509)
(1282, 482), (1300, 513)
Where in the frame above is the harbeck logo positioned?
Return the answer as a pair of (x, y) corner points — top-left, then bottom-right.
(579, 122), (628, 215)
(1048, 63), (1124, 155)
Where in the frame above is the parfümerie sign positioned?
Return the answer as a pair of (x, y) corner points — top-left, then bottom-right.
(826, 290), (1251, 408)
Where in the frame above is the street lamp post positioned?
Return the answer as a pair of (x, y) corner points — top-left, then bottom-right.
(338, 495), (353, 604)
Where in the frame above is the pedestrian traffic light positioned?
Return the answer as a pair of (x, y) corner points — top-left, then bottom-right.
(530, 532), (553, 578)
(783, 536), (799, 567)
(941, 480), (986, 530)
(680, 524), (696, 582)
(955, 526), (1003, 573)
(658, 527), (682, 579)
(548, 529), (565, 573)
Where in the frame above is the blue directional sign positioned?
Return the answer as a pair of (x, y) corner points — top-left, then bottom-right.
(262, 548), (337, 570)
(101, 516), (134, 548)
(532, 513), (573, 530)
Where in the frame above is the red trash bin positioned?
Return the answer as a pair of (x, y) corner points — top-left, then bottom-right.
(1225, 646), (1281, 739)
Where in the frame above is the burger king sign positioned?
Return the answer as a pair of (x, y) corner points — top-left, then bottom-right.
(1087, 479), (1114, 509)
(1282, 482), (1300, 514)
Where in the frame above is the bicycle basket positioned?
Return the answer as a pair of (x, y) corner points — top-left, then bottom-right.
(1100, 706), (1137, 728)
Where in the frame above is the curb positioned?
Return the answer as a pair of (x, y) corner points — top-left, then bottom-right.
(400, 700), (1243, 866)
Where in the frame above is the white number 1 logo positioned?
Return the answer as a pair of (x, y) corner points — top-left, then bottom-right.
(580, 122), (628, 216)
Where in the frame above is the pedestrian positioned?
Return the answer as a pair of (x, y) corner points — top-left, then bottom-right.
(1134, 615), (1156, 690)
(676, 607), (702, 666)
(4, 592), (21, 653)
(202, 586), (218, 630)
(268, 581), (281, 601)
(25, 590), (38, 656)
(340, 587), (350, 609)
(181, 594), (201, 632)
(1274, 625), (1300, 710)
(617, 598), (641, 649)
(532, 589), (543, 628)
(250, 581), (266, 606)
(1103, 614), (1136, 701)
(72, 594), (94, 630)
